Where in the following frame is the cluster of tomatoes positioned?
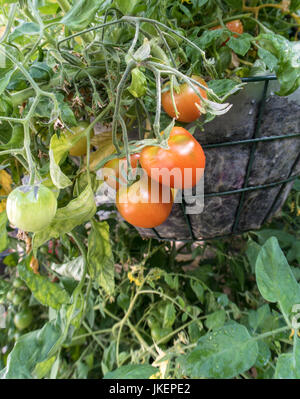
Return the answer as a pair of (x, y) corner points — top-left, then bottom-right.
(6, 277), (33, 337)
(103, 76), (208, 229)
(101, 20), (244, 229)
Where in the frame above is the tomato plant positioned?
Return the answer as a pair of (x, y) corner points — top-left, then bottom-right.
(6, 185), (57, 233)
(161, 76), (208, 122)
(140, 127), (206, 189)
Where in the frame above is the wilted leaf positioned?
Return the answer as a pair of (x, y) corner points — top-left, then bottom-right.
(87, 220), (115, 295)
(18, 259), (70, 309)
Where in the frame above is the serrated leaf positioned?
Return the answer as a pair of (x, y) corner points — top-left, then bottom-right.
(227, 34), (252, 56)
(18, 259), (70, 309)
(180, 321), (258, 378)
(103, 364), (157, 379)
(255, 237), (300, 318)
(87, 220), (115, 295)
(32, 184), (96, 252)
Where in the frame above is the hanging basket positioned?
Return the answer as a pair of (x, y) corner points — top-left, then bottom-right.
(134, 75), (300, 242)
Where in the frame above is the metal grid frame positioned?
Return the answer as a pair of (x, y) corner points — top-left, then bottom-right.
(150, 75), (300, 242)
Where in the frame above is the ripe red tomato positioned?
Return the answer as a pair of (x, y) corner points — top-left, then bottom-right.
(161, 76), (207, 123)
(103, 153), (140, 190)
(116, 175), (173, 228)
(140, 127), (205, 189)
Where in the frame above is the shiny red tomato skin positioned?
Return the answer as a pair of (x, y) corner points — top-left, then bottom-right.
(103, 153), (140, 190)
(140, 127), (206, 189)
(161, 76), (207, 123)
(116, 176), (173, 228)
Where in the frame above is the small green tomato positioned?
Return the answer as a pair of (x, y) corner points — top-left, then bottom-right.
(6, 184), (57, 233)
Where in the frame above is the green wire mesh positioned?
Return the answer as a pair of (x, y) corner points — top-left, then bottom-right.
(149, 75), (300, 242)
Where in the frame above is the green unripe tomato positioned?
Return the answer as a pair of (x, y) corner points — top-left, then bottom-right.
(14, 308), (33, 330)
(64, 121), (95, 157)
(13, 277), (24, 289)
(12, 292), (23, 306)
(6, 290), (15, 302)
(6, 184), (57, 233)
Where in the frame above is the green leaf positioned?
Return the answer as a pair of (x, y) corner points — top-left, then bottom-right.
(61, 0), (102, 31)
(163, 303), (176, 329)
(197, 29), (229, 50)
(8, 22), (40, 43)
(128, 67), (147, 98)
(180, 321), (258, 378)
(32, 184), (96, 252)
(224, 0), (242, 8)
(29, 62), (53, 82)
(190, 280), (204, 303)
(205, 310), (226, 330)
(32, 93), (76, 127)
(227, 34), (252, 56)
(255, 229), (294, 249)
(0, 124), (23, 151)
(0, 212), (8, 252)
(274, 336), (300, 378)
(18, 259), (70, 310)
(208, 79), (241, 98)
(49, 129), (83, 189)
(0, 69), (14, 96)
(0, 321), (61, 379)
(255, 237), (300, 318)
(257, 47), (278, 71)
(248, 304), (271, 333)
(114, 0), (139, 15)
(33, 356), (56, 379)
(103, 364), (157, 379)
(257, 34), (300, 95)
(246, 239), (261, 274)
(87, 220), (115, 295)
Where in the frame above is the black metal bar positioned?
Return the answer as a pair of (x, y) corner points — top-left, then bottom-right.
(231, 79), (269, 234)
(241, 75), (277, 82)
(203, 175), (299, 198)
(202, 132), (300, 149)
(262, 151), (300, 225)
(180, 201), (196, 241)
(151, 228), (163, 240)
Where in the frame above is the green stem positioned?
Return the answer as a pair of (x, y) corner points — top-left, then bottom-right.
(0, 3), (17, 44)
